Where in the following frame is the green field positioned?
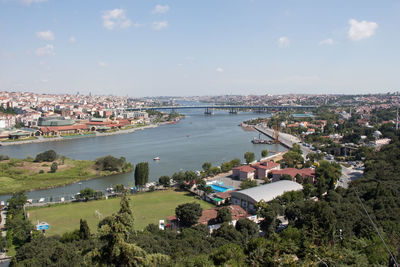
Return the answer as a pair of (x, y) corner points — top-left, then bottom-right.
(27, 190), (214, 236)
(0, 158), (132, 194)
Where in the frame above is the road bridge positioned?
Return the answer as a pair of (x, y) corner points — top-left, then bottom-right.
(125, 105), (317, 114)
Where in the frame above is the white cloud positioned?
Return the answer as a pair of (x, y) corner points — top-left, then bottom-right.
(102, 9), (132, 30)
(133, 23), (143, 28)
(98, 61), (107, 67)
(319, 38), (334, 45)
(185, 56), (195, 61)
(278, 36), (290, 47)
(36, 30), (54, 41)
(152, 4), (170, 14)
(69, 36), (76, 43)
(177, 63), (184, 67)
(152, 21), (168, 30)
(348, 19), (378, 41)
(216, 67), (224, 73)
(20, 0), (47, 5)
(35, 44), (55, 56)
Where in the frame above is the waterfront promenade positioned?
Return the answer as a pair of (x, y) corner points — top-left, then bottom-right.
(254, 125), (300, 148)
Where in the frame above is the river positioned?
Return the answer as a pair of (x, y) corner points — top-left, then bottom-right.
(0, 106), (285, 202)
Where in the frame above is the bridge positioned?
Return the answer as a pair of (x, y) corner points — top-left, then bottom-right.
(125, 105), (317, 114)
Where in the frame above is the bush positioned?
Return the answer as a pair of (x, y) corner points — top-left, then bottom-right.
(38, 170), (44, 174)
(50, 162), (58, 173)
(35, 150), (57, 162)
(95, 155), (132, 172)
(0, 155), (9, 161)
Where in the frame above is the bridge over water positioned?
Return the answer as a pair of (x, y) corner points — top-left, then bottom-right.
(125, 105), (317, 114)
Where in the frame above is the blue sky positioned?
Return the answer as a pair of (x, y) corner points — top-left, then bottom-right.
(0, 0), (399, 96)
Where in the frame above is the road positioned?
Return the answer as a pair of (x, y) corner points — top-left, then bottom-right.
(255, 124), (364, 189)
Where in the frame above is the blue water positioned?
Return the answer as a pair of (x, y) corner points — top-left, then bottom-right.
(209, 184), (234, 193)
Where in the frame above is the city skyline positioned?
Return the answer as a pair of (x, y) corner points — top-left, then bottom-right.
(1, 0), (399, 96)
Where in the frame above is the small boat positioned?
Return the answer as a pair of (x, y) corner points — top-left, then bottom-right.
(186, 134), (190, 137)
(153, 157), (160, 161)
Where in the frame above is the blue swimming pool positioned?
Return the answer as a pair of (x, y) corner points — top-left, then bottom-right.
(209, 184), (234, 193)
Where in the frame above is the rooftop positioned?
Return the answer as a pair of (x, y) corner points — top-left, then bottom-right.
(231, 180), (303, 203)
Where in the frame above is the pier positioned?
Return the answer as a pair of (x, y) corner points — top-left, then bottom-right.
(254, 125), (300, 149)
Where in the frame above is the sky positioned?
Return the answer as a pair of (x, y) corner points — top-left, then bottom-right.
(0, 0), (399, 97)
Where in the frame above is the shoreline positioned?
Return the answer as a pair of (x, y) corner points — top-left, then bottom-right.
(0, 164), (134, 196)
(0, 122), (168, 147)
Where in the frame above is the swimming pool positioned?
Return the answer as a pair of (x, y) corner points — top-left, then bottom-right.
(209, 184), (234, 193)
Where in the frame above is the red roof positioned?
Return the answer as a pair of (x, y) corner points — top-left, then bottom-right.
(253, 160), (280, 170)
(233, 165), (256, 173)
(214, 191), (234, 199)
(40, 124), (88, 133)
(271, 168), (315, 178)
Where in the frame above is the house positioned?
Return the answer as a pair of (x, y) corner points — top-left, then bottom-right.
(166, 205), (257, 232)
(270, 168), (315, 183)
(251, 160), (280, 179)
(232, 165), (256, 180)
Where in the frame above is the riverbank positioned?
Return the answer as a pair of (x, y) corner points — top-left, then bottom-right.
(0, 123), (165, 147)
(0, 157), (133, 195)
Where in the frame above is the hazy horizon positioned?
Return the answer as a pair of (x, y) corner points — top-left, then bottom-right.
(1, 0), (399, 96)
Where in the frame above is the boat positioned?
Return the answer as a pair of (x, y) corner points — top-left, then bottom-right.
(153, 157), (160, 161)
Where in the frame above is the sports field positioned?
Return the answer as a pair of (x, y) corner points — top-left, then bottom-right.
(27, 190), (214, 236)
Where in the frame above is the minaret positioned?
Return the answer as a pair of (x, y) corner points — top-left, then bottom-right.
(396, 105), (399, 131)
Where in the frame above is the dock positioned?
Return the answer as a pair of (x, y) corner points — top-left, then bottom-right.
(254, 125), (300, 149)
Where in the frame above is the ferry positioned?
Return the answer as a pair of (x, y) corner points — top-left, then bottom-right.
(153, 157), (160, 161)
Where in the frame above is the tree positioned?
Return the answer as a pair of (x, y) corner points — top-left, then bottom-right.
(135, 162), (149, 190)
(95, 155), (132, 172)
(261, 150), (268, 158)
(235, 218), (259, 238)
(77, 188), (96, 201)
(114, 184), (125, 193)
(158, 176), (170, 187)
(216, 207), (232, 223)
(50, 162), (58, 173)
(240, 179), (257, 189)
(280, 174), (293, 181)
(202, 162), (212, 173)
(244, 152), (255, 164)
(230, 158), (241, 167)
(79, 219), (90, 240)
(211, 243), (245, 266)
(220, 162), (232, 172)
(35, 149), (57, 162)
(59, 155), (66, 165)
(315, 160), (341, 190)
(175, 202), (203, 227)
(88, 194), (170, 266)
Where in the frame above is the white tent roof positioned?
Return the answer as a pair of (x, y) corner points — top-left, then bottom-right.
(231, 180), (303, 203)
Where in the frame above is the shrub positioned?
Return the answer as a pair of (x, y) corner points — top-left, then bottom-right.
(35, 150), (57, 162)
(39, 170), (44, 174)
(0, 155), (9, 161)
(50, 162), (58, 173)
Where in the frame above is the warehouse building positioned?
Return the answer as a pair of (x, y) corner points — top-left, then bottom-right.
(231, 180), (303, 213)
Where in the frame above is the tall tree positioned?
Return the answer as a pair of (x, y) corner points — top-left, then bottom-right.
(79, 219), (90, 240)
(135, 162), (149, 190)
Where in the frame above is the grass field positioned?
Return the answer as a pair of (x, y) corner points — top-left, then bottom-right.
(0, 158), (132, 194)
(27, 190), (214, 236)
